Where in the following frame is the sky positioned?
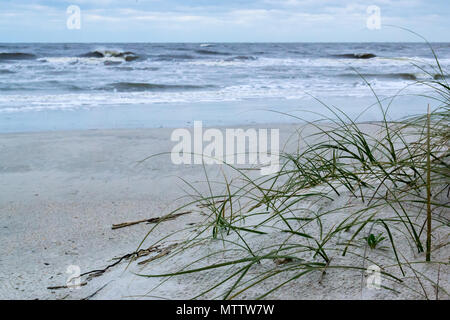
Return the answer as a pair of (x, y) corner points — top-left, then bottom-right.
(0, 0), (449, 42)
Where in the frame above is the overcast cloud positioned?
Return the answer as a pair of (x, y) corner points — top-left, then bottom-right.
(0, 0), (449, 42)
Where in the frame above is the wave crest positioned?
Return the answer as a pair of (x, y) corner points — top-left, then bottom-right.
(339, 72), (417, 80)
(79, 50), (140, 62)
(104, 82), (214, 92)
(332, 53), (377, 59)
(195, 49), (231, 56)
(0, 52), (37, 61)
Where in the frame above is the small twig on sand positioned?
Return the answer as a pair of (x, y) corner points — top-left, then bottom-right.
(47, 244), (169, 290)
(138, 243), (178, 265)
(112, 211), (192, 230)
(80, 254), (132, 280)
(80, 245), (163, 280)
(47, 282), (87, 290)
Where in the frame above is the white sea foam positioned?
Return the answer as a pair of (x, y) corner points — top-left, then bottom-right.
(38, 56), (125, 65)
(186, 56), (450, 68)
(0, 79), (431, 114)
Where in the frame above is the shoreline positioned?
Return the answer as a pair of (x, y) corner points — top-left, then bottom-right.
(0, 94), (432, 134)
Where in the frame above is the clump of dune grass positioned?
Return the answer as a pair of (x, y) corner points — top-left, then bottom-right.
(135, 41), (449, 300)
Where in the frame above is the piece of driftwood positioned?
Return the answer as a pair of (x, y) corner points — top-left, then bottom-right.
(47, 243), (176, 290)
(80, 244), (162, 280)
(112, 211), (192, 230)
(47, 282), (87, 290)
(138, 243), (178, 265)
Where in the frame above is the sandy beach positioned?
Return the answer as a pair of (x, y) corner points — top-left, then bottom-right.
(1, 0), (449, 306)
(0, 124), (295, 299)
(1, 124), (448, 300)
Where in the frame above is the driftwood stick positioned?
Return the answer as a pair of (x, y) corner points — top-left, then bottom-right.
(47, 243), (175, 290)
(112, 211), (192, 230)
(79, 245), (162, 279)
(138, 243), (178, 265)
(47, 282), (87, 290)
(111, 219), (150, 229)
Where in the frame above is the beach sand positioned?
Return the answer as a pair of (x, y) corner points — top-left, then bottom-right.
(0, 124), (294, 299)
(0, 124), (448, 300)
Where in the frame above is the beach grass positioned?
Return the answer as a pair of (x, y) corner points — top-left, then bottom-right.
(135, 43), (449, 300)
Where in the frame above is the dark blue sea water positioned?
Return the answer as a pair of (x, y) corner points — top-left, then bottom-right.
(0, 43), (448, 132)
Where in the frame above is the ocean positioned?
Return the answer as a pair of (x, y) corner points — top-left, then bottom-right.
(0, 42), (448, 132)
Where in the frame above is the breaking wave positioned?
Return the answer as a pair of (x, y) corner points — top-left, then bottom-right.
(79, 50), (140, 62)
(338, 73), (418, 80)
(104, 82), (215, 92)
(0, 52), (37, 61)
(332, 53), (377, 59)
(195, 49), (232, 56)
